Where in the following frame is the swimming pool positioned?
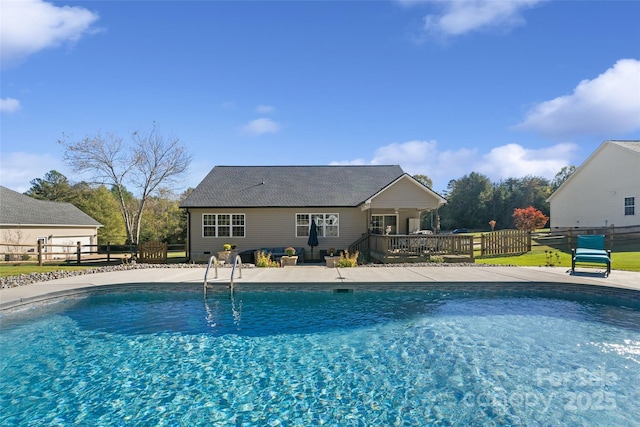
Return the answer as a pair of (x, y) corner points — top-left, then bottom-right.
(1, 285), (639, 426)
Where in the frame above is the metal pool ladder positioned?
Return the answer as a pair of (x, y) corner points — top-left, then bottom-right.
(204, 254), (243, 296)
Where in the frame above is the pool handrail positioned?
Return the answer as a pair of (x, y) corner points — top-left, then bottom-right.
(230, 254), (243, 294)
(204, 254), (243, 296)
(203, 255), (219, 295)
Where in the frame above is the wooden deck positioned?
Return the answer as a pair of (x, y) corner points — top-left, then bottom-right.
(352, 234), (475, 264)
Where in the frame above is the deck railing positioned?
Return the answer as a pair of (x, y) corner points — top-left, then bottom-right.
(367, 233), (474, 262)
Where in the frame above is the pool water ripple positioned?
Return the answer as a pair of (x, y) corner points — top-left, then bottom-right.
(1, 289), (639, 426)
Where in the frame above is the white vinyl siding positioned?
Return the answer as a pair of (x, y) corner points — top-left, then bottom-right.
(548, 142), (640, 228)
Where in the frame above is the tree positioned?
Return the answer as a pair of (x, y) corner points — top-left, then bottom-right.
(439, 172), (493, 230)
(512, 206), (549, 231)
(26, 171), (127, 244)
(25, 170), (73, 201)
(59, 123), (191, 244)
(73, 184), (127, 244)
(551, 165), (577, 191)
(139, 188), (186, 243)
(413, 174), (433, 189)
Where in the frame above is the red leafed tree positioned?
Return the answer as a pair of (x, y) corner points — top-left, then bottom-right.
(512, 206), (549, 231)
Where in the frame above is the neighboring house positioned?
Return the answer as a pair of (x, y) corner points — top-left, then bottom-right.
(180, 165), (447, 262)
(0, 186), (102, 259)
(547, 140), (640, 231)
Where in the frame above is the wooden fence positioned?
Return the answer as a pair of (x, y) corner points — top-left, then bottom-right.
(480, 230), (531, 256)
(0, 241), (184, 266)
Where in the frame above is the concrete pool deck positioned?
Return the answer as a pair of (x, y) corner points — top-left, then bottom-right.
(1, 265), (639, 310)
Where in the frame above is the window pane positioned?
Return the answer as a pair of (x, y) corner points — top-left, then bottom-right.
(218, 227), (231, 237)
(232, 226), (245, 237)
(203, 227), (216, 237)
(218, 215), (230, 225)
(203, 214), (216, 226)
(232, 214), (245, 225)
(625, 197), (635, 215)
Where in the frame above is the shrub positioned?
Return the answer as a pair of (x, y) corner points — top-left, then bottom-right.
(255, 251), (278, 268)
(327, 247), (336, 256)
(512, 206), (548, 231)
(223, 243), (232, 251)
(337, 250), (359, 267)
(285, 247), (296, 256)
(429, 255), (445, 263)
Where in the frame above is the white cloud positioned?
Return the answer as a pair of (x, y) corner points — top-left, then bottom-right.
(476, 142), (578, 180)
(0, 97), (21, 113)
(0, 152), (64, 192)
(256, 105), (276, 114)
(410, 0), (544, 38)
(331, 140), (578, 192)
(241, 118), (279, 135)
(516, 59), (640, 138)
(0, 0), (100, 67)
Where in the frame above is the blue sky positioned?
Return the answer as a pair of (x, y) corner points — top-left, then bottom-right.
(1, 0), (639, 196)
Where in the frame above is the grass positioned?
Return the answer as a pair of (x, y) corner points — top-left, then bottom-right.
(0, 264), (92, 278)
(0, 251), (189, 278)
(476, 239), (640, 272)
(1, 245), (638, 279)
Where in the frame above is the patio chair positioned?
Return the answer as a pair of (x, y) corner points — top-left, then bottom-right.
(571, 235), (611, 277)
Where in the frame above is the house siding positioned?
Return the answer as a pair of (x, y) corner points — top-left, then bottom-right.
(1, 225), (100, 259)
(370, 177), (441, 210)
(187, 207), (368, 261)
(549, 142), (640, 229)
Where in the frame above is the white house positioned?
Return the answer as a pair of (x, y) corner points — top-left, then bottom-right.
(547, 140), (640, 230)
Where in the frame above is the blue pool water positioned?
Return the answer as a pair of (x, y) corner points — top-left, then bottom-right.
(1, 286), (639, 426)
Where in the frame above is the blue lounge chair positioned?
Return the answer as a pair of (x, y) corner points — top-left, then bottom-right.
(571, 235), (611, 277)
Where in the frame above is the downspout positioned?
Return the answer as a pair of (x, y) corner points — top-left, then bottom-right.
(186, 210), (191, 262)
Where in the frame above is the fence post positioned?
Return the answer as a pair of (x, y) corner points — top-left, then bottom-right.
(568, 228), (573, 251)
(77, 241), (81, 265)
(38, 240), (43, 266)
(527, 230), (532, 251)
(107, 242), (111, 263)
(609, 224), (614, 248)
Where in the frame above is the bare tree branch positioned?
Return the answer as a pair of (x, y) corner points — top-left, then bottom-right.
(59, 124), (192, 244)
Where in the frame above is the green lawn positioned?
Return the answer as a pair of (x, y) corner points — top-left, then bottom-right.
(476, 242), (640, 272)
(0, 252), (189, 278)
(0, 264), (92, 278)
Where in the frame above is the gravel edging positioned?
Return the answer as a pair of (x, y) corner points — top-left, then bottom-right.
(1, 262), (507, 289)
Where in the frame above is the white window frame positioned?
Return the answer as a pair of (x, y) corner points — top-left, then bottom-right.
(296, 213), (339, 238)
(202, 213), (245, 238)
(624, 197), (635, 216)
(371, 214), (398, 235)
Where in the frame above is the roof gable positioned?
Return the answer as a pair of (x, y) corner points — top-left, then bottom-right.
(364, 174), (447, 209)
(181, 165), (406, 208)
(0, 186), (102, 226)
(547, 140), (640, 202)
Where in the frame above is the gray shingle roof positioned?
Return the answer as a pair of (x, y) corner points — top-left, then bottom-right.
(609, 140), (640, 153)
(181, 165), (406, 208)
(0, 186), (102, 226)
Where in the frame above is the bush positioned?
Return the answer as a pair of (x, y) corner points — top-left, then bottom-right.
(285, 247), (296, 256)
(337, 250), (359, 267)
(255, 251), (278, 268)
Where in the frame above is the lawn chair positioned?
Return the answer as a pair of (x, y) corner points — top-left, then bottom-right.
(571, 235), (611, 277)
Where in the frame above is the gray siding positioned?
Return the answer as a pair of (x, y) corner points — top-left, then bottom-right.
(187, 207), (368, 261)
